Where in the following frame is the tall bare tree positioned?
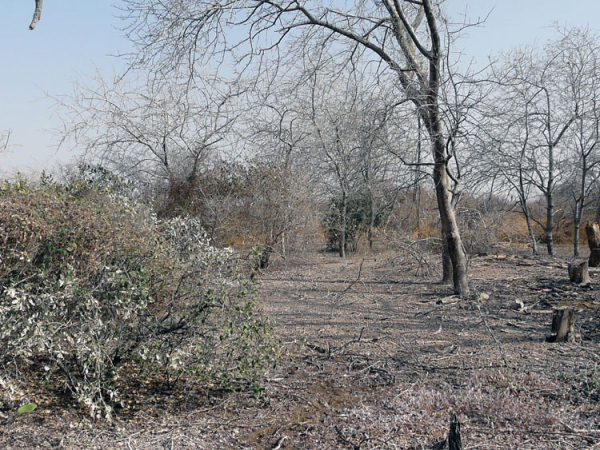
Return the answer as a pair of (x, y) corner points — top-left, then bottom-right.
(472, 62), (542, 255)
(122, 0), (471, 294)
(555, 28), (600, 256)
(487, 40), (580, 256)
(307, 72), (363, 257)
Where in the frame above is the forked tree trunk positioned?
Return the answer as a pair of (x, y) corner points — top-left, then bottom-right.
(420, 9), (470, 296)
(432, 136), (469, 295)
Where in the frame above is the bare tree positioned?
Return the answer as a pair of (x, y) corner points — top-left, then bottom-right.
(307, 72), (363, 258)
(122, 0), (471, 293)
(244, 87), (317, 258)
(472, 70), (542, 254)
(358, 105), (404, 250)
(58, 73), (238, 193)
(487, 40), (580, 256)
(555, 28), (600, 256)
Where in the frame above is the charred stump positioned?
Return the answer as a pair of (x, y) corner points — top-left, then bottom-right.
(448, 413), (463, 450)
(546, 308), (575, 343)
(255, 244), (274, 270)
(568, 260), (591, 285)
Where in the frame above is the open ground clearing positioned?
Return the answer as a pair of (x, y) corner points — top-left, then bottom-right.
(2, 247), (600, 449)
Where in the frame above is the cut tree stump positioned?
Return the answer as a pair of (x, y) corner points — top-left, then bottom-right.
(586, 222), (600, 267)
(546, 308), (575, 343)
(568, 260), (591, 284)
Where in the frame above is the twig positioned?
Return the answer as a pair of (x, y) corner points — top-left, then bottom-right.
(475, 301), (509, 368)
(272, 435), (288, 449)
(330, 258), (366, 317)
(330, 327), (364, 355)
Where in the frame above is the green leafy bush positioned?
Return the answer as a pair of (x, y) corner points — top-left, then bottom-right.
(0, 178), (277, 421)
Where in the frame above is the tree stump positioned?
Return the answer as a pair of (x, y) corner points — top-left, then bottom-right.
(568, 260), (591, 284)
(546, 308), (575, 343)
(591, 249), (600, 268)
(585, 222), (600, 267)
(448, 413), (463, 450)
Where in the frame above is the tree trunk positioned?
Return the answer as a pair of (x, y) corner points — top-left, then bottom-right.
(414, 116), (423, 237)
(574, 219), (581, 257)
(519, 192), (538, 256)
(339, 191), (347, 258)
(368, 195), (375, 250)
(524, 210), (539, 255)
(421, 25), (469, 295)
(441, 234), (452, 284)
(414, 184), (422, 237)
(545, 190), (555, 256)
(574, 167), (587, 257)
(516, 124), (538, 256)
(433, 140), (469, 295)
(545, 143), (555, 256)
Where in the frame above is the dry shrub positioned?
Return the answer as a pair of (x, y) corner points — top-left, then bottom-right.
(495, 212), (533, 243)
(0, 178), (277, 421)
(157, 160), (320, 263)
(385, 189), (440, 240)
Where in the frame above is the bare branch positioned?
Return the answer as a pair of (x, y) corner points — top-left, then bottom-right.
(29, 0), (44, 30)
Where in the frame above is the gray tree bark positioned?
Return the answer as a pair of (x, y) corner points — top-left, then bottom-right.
(419, 3), (469, 294)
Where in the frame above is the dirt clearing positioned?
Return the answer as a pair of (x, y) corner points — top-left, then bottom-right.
(2, 249), (600, 449)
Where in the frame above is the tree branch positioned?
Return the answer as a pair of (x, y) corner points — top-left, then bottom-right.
(29, 0), (44, 30)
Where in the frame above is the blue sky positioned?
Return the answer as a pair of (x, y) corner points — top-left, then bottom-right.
(1, 1), (600, 176)
(445, 0), (600, 66)
(0, 1), (130, 176)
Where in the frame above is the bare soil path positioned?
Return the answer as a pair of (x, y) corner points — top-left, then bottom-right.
(2, 249), (600, 449)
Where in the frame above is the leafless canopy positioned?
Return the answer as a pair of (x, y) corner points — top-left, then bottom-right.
(120, 0), (473, 294)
